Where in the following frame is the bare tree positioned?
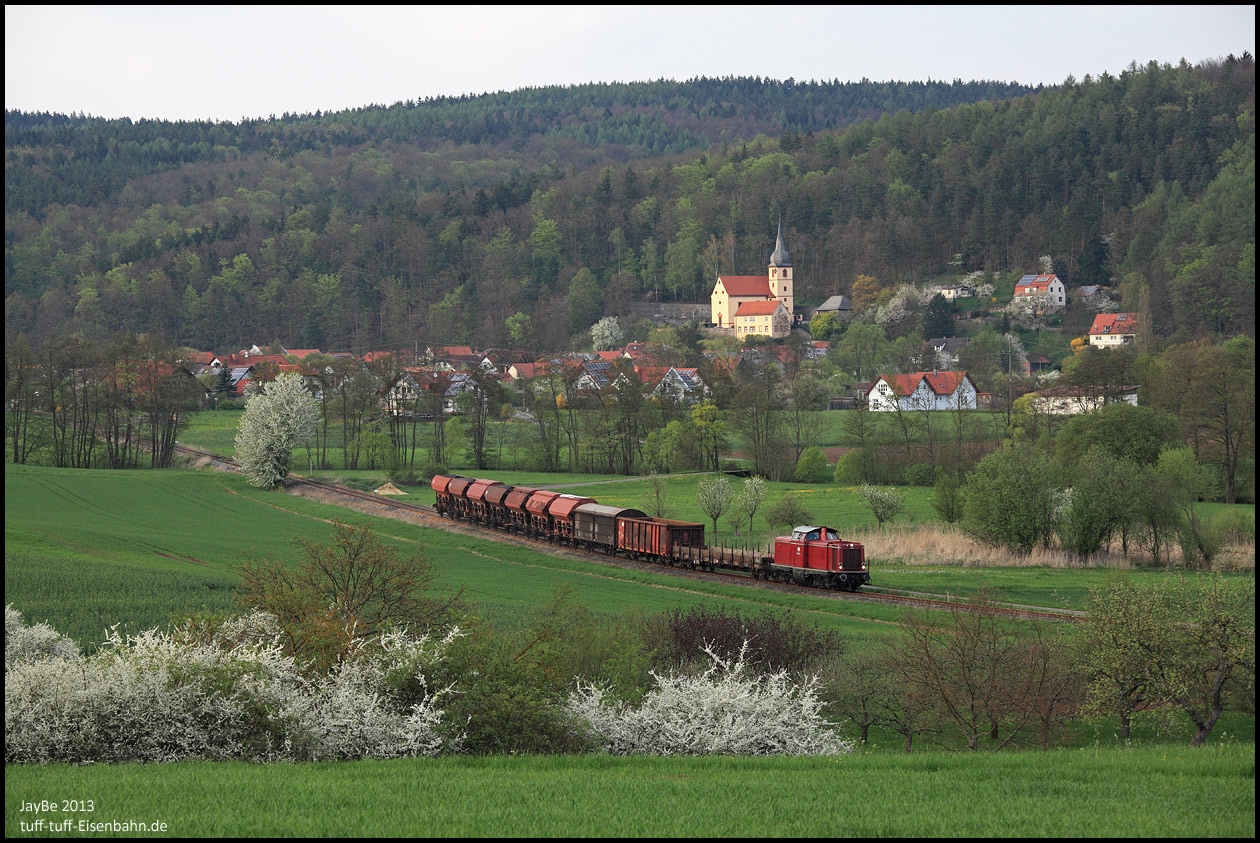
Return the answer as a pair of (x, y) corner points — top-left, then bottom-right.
(238, 521), (462, 673)
(888, 592), (1060, 751)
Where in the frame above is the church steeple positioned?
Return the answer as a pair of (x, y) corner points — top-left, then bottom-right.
(768, 220), (794, 316)
(770, 220), (792, 267)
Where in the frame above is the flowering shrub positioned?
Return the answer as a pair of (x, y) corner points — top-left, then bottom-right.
(567, 642), (852, 756)
(4, 606), (458, 763)
(5, 605), (79, 668)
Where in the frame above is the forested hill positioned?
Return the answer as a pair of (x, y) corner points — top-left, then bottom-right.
(5, 77), (1037, 216)
(4, 58), (1255, 353)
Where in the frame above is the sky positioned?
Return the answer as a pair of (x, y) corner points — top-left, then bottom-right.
(5, 5), (1255, 123)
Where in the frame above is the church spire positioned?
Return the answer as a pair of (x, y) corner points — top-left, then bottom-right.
(769, 219), (792, 267)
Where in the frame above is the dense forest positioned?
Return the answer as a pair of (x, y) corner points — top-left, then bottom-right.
(4, 59), (1255, 354)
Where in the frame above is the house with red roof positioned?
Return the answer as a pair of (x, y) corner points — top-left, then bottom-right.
(1014, 274), (1066, 313)
(866, 371), (978, 412)
(733, 300), (791, 339)
(1088, 312), (1139, 348)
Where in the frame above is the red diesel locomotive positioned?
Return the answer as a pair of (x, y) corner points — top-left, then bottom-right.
(431, 474), (869, 591)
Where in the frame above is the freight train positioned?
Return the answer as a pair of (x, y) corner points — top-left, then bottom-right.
(431, 474), (869, 591)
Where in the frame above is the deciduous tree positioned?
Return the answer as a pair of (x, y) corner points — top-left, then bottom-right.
(1080, 576), (1255, 746)
(856, 483), (907, 528)
(238, 522), (461, 673)
(233, 371), (318, 489)
(697, 474), (735, 538)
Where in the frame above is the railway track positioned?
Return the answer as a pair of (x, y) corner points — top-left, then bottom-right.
(175, 444), (1083, 623)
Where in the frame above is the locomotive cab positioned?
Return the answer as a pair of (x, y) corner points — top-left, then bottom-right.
(771, 525), (869, 591)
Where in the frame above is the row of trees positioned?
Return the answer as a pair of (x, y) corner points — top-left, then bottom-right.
(961, 442), (1234, 567)
(5, 333), (201, 469)
(828, 578), (1254, 751)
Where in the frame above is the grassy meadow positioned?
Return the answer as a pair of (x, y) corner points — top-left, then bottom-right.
(4, 463), (913, 649)
(5, 745), (1255, 837)
(5, 455), (1254, 838)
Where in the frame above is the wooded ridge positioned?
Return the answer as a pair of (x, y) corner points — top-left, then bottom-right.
(5, 59), (1254, 352)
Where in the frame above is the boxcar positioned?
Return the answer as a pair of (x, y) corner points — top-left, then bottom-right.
(574, 503), (647, 552)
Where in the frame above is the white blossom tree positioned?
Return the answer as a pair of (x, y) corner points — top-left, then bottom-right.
(5, 607), (460, 763)
(590, 316), (624, 352)
(856, 483), (907, 528)
(234, 372), (319, 489)
(696, 474), (735, 538)
(732, 476), (768, 537)
(568, 641), (852, 756)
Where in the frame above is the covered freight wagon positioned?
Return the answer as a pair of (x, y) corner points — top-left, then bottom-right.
(573, 503), (647, 551)
(431, 474), (471, 516)
(503, 486), (541, 532)
(465, 478), (506, 522)
(482, 483), (516, 529)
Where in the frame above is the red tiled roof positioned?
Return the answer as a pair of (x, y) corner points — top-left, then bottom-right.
(622, 342), (650, 360)
(873, 371), (972, 397)
(718, 275), (773, 297)
(634, 366), (671, 388)
(1016, 284), (1050, 295)
(430, 346), (475, 357)
(1089, 312), (1139, 335)
(735, 300), (783, 317)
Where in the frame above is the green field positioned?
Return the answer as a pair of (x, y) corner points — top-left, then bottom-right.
(5, 462), (1254, 837)
(5, 746), (1254, 837)
(4, 463), (912, 649)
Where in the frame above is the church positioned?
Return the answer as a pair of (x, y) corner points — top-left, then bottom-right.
(709, 223), (795, 340)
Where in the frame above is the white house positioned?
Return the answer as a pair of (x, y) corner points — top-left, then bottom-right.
(1014, 274), (1066, 312)
(866, 371), (978, 412)
(1088, 312), (1139, 347)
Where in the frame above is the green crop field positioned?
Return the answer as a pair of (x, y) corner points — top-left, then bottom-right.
(5, 462), (1254, 838)
(5, 746), (1254, 837)
(5, 463), (912, 648)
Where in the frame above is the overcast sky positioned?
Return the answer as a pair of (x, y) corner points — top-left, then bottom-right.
(6, 5), (1255, 123)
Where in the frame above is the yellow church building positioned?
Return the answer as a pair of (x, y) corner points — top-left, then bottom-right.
(709, 223), (795, 339)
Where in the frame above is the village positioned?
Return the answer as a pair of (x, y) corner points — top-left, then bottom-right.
(185, 224), (1140, 426)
